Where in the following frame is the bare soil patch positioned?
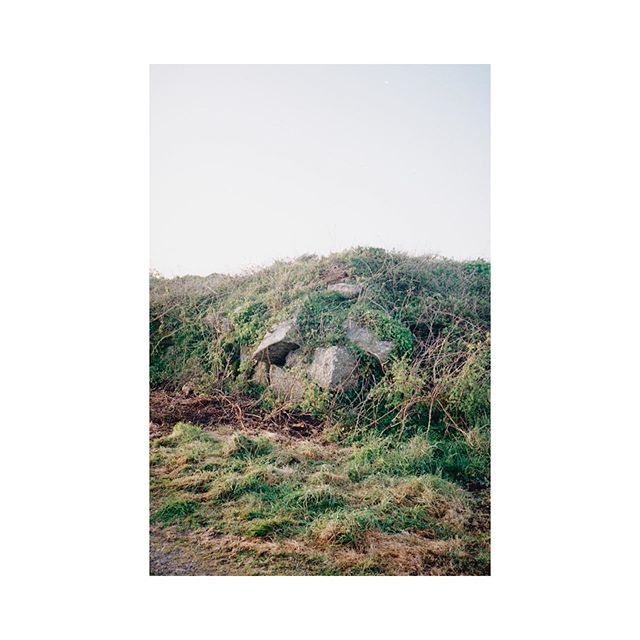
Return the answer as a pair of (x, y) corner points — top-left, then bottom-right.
(150, 389), (323, 439)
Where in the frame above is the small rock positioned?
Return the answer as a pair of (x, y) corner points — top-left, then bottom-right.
(344, 319), (395, 364)
(202, 310), (218, 328)
(327, 282), (362, 299)
(252, 361), (269, 386)
(308, 346), (357, 390)
(321, 266), (350, 284)
(181, 381), (195, 396)
(204, 311), (231, 333)
(253, 319), (301, 366)
(285, 349), (306, 369)
(269, 365), (307, 402)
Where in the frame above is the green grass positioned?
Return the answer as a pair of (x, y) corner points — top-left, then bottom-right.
(152, 498), (199, 524)
(150, 422), (488, 574)
(150, 424), (470, 537)
(346, 427), (490, 487)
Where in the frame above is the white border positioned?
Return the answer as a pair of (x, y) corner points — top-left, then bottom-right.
(2, 1), (638, 638)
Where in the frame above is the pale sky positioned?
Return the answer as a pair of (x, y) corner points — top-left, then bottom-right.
(150, 65), (489, 276)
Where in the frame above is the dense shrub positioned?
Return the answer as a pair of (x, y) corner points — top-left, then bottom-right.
(150, 248), (490, 472)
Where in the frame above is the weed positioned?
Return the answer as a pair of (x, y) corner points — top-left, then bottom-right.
(231, 302), (268, 346)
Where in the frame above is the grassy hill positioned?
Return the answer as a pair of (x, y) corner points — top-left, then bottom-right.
(149, 247), (490, 575)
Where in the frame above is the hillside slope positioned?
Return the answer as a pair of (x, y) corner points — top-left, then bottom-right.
(149, 247), (490, 575)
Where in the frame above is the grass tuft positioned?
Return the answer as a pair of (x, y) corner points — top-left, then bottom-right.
(225, 433), (274, 459)
(152, 499), (199, 524)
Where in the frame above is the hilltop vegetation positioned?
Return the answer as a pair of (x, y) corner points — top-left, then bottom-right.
(149, 247), (490, 575)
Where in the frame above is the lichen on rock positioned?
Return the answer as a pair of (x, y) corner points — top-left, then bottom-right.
(253, 319), (301, 366)
(308, 346), (357, 390)
(344, 318), (395, 364)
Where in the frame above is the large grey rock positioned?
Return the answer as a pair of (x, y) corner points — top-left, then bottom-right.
(344, 319), (395, 364)
(269, 365), (307, 402)
(308, 346), (357, 390)
(253, 319), (301, 366)
(327, 282), (362, 299)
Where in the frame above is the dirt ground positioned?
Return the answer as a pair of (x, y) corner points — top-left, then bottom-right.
(150, 389), (323, 438)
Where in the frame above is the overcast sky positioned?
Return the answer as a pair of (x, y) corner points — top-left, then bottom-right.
(150, 64), (489, 276)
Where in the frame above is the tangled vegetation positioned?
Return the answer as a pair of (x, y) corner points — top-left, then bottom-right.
(149, 247), (490, 575)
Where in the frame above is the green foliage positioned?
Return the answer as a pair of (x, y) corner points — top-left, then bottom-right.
(298, 384), (332, 416)
(445, 337), (490, 429)
(350, 305), (414, 357)
(155, 421), (217, 449)
(347, 246), (389, 277)
(428, 426), (491, 487)
(152, 499), (198, 524)
(231, 302), (268, 346)
(346, 429), (490, 488)
(296, 290), (351, 347)
(347, 436), (435, 480)
(243, 515), (293, 539)
(208, 468), (275, 503)
(149, 305), (216, 388)
(150, 248), (490, 455)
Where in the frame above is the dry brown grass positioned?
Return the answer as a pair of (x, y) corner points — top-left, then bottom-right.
(150, 525), (471, 576)
(150, 416), (489, 576)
